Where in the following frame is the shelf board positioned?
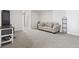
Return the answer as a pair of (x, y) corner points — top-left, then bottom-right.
(62, 23), (67, 24)
(62, 19), (67, 20)
(62, 27), (67, 28)
(62, 24), (67, 27)
(1, 40), (12, 44)
(1, 34), (13, 37)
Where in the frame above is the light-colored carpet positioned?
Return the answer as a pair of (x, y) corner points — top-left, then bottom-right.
(2, 29), (79, 48)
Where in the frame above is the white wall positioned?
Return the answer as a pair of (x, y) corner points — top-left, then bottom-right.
(10, 10), (32, 31)
(31, 10), (40, 29)
(39, 10), (66, 32)
(10, 10), (23, 31)
(40, 10), (53, 22)
(0, 10), (1, 26)
(23, 10), (32, 30)
(53, 10), (66, 24)
(53, 10), (66, 32)
(67, 10), (79, 35)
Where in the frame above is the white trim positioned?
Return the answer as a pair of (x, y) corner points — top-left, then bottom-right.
(67, 32), (79, 36)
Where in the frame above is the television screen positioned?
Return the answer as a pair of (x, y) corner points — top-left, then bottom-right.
(2, 10), (10, 27)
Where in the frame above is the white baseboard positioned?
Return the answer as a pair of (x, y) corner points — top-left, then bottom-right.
(67, 32), (79, 36)
(23, 28), (32, 32)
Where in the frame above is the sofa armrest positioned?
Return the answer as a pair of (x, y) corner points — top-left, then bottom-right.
(37, 23), (41, 28)
(53, 25), (60, 32)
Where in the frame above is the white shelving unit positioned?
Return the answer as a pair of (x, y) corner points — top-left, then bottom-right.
(0, 27), (13, 47)
(62, 17), (67, 33)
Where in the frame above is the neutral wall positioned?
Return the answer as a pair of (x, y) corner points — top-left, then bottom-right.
(53, 10), (66, 32)
(0, 10), (1, 26)
(40, 10), (53, 22)
(31, 11), (40, 29)
(23, 10), (32, 30)
(53, 10), (66, 24)
(67, 10), (79, 35)
(10, 10), (32, 31)
(31, 10), (54, 29)
(39, 10), (66, 32)
(10, 10), (23, 31)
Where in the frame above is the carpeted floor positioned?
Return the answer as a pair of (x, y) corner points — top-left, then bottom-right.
(2, 29), (79, 48)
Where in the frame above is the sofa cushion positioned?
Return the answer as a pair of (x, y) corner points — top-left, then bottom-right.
(45, 23), (52, 27)
(40, 26), (50, 31)
(40, 22), (46, 26)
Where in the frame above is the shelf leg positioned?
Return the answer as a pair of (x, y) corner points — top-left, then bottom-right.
(0, 44), (1, 47)
(11, 41), (13, 44)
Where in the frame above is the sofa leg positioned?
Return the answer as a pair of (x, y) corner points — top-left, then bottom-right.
(53, 32), (56, 34)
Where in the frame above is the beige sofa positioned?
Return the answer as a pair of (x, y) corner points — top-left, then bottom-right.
(37, 22), (60, 34)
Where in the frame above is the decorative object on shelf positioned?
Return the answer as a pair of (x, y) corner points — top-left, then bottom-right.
(62, 16), (67, 33)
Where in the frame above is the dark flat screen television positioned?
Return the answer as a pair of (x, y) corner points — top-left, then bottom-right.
(2, 10), (10, 27)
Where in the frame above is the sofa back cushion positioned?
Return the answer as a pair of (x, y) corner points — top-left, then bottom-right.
(45, 23), (52, 27)
(39, 22), (45, 26)
(39, 22), (54, 27)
